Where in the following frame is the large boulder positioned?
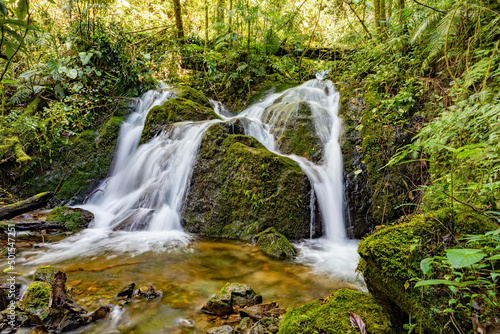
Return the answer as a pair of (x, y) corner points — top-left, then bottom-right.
(140, 97), (220, 144)
(202, 283), (262, 316)
(172, 85), (212, 108)
(182, 123), (316, 241)
(279, 288), (393, 334)
(357, 207), (499, 334)
(254, 227), (296, 260)
(46, 206), (94, 231)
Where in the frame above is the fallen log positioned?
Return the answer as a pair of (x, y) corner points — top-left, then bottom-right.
(0, 192), (53, 220)
(1, 220), (68, 231)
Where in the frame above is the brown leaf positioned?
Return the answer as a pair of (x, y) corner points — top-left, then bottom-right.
(349, 311), (367, 334)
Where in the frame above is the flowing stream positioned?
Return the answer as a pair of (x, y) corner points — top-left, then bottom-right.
(16, 79), (362, 331)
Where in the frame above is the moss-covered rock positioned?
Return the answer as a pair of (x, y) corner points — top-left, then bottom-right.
(279, 288), (393, 334)
(262, 98), (322, 162)
(172, 85), (212, 108)
(357, 206), (499, 334)
(182, 123), (315, 241)
(46, 206), (94, 231)
(255, 227), (296, 260)
(202, 283), (263, 316)
(140, 97), (220, 144)
(33, 265), (57, 283)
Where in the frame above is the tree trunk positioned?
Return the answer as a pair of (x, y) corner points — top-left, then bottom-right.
(398, 0), (404, 24)
(380, 0), (386, 29)
(0, 192), (52, 220)
(172, 0), (184, 44)
(217, 0), (225, 22)
(205, 0), (209, 51)
(374, 0), (380, 31)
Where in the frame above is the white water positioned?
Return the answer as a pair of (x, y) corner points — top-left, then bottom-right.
(28, 81), (360, 281)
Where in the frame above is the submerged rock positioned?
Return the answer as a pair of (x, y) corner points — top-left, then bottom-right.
(208, 325), (234, 334)
(202, 283), (262, 316)
(183, 123), (316, 241)
(46, 206), (94, 231)
(254, 227), (296, 260)
(140, 97), (220, 144)
(116, 283), (135, 299)
(279, 288), (393, 334)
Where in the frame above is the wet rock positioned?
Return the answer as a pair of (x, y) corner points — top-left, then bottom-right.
(239, 305), (263, 320)
(259, 317), (279, 333)
(236, 317), (252, 333)
(207, 325), (234, 334)
(112, 209), (153, 231)
(46, 206), (94, 231)
(116, 283), (135, 298)
(183, 123), (315, 241)
(202, 283), (262, 316)
(140, 97), (221, 144)
(172, 85), (212, 108)
(87, 306), (111, 322)
(254, 227), (296, 260)
(33, 265), (57, 283)
(134, 284), (161, 299)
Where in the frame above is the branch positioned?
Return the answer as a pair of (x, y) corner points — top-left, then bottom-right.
(347, 1), (372, 39)
(412, 0), (446, 14)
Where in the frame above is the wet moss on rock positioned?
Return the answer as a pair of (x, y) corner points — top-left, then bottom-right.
(46, 206), (94, 231)
(140, 97), (220, 144)
(255, 227), (296, 260)
(357, 206), (499, 334)
(172, 85), (212, 108)
(279, 288), (393, 334)
(182, 123), (314, 241)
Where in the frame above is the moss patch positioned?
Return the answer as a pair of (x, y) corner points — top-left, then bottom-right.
(182, 123), (314, 241)
(172, 85), (212, 108)
(357, 206), (499, 334)
(140, 97), (220, 144)
(46, 206), (92, 231)
(279, 288), (393, 334)
(255, 227), (296, 260)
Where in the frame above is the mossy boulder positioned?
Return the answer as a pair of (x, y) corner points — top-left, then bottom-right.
(182, 123), (316, 241)
(262, 98), (322, 162)
(279, 288), (393, 334)
(33, 265), (57, 283)
(140, 97), (220, 144)
(202, 283), (263, 316)
(357, 206), (499, 334)
(254, 227), (297, 260)
(46, 206), (94, 231)
(172, 85), (212, 108)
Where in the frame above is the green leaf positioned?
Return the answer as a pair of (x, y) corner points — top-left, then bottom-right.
(0, 1), (7, 16)
(16, 0), (28, 20)
(354, 169), (363, 175)
(79, 52), (93, 66)
(54, 83), (65, 99)
(414, 279), (460, 288)
(446, 249), (486, 268)
(4, 40), (15, 59)
(66, 68), (78, 79)
(486, 254), (500, 261)
(491, 273), (499, 280)
(420, 257), (434, 276)
(1, 79), (17, 83)
(5, 27), (24, 44)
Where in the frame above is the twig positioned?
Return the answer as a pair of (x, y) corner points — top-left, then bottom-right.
(412, 0), (446, 14)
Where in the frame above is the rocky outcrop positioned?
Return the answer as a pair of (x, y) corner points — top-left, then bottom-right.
(182, 123), (315, 241)
(140, 97), (221, 144)
(279, 288), (393, 334)
(357, 207), (499, 334)
(46, 206), (94, 231)
(202, 283), (263, 316)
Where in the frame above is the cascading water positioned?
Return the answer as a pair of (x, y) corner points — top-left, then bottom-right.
(30, 80), (360, 281)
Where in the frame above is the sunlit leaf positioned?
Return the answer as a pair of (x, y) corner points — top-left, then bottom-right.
(349, 311), (367, 334)
(420, 257), (434, 276)
(446, 249), (486, 268)
(16, 0), (28, 20)
(414, 279), (460, 287)
(79, 52), (93, 66)
(0, 1), (7, 16)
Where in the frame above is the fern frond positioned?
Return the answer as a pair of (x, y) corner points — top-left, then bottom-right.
(428, 7), (464, 57)
(410, 11), (443, 45)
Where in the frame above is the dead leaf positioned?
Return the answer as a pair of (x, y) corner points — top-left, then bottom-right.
(349, 311), (367, 334)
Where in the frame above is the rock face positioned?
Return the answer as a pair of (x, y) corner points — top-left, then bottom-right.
(357, 207), (499, 334)
(262, 98), (322, 162)
(279, 288), (393, 334)
(254, 227), (296, 260)
(140, 97), (221, 144)
(182, 123), (315, 241)
(202, 283), (263, 316)
(0, 266), (110, 333)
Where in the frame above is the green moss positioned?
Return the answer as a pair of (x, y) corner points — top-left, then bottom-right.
(46, 206), (89, 231)
(140, 97), (221, 144)
(172, 85), (212, 108)
(33, 266), (57, 283)
(24, 95), (45, 115)
(279, 288), (393, 334)
(357, 207), (499, 333)
(20, 281), (52, 317)
(183, 123), (312, 241)
(246, 81), (297, 106)
(255, 227), (296, 260)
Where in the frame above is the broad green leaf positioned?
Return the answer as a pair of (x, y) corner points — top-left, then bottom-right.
(54, 83), (65, 99)
(47, 58), (61, 80)
(420, 257), (434, 276)
(1, 79), (17, 83)
(491, 273), (499, 280)
(414, 279), (460, 288)
(0, 19), (38, 31)
(5, 27), (24, 44)
(0, 1), (7, 16)
(19, 69), (36, 79)
(16, 0), (28, 20)
(486, 254), (500, 261)
(79, 52), (93, 66)
(4, 40), (15, 58)
(67, 68), (78, 79)
(354, 169), (362, 175)
(446, 249), (486, 268)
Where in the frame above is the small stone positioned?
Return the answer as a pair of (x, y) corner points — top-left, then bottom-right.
(33, 266), (57, 283)
(239, 306), (263, 320)
(207, 325), (234, 334)
(116, 283), (135, 298)
(236, 317), (253, 333)
(202, 283), (262, 316)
